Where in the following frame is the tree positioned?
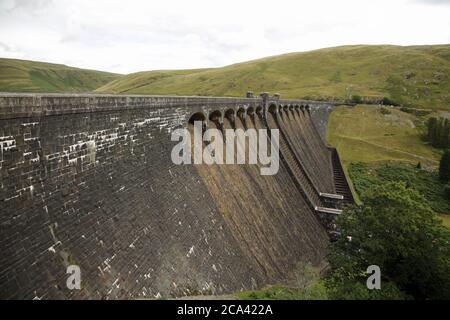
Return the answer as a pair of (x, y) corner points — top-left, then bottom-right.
(327, 182), (450, 300)
(439, 150), (450, 182)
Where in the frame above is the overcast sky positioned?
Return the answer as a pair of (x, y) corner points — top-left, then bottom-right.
(0, 0), (449, 74)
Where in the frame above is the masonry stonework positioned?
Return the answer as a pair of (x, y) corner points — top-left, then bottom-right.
(0, 93), (352, 299)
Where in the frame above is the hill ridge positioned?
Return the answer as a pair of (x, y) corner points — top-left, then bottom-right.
(0, 58), (121, 93)
(1, 44), (449, 109)
(95, 44), (450, 109)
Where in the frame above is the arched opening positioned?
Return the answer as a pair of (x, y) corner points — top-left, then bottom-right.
(305, 105), (311, 112)
(188, 112), (206, 125)
(208, 110), (222, 130)
(209, 110), (221, 122)
(246, 107), (256, 126)
(289, 105), (294, 111)
(237, 107), (246, 120)
(187, 112), (207, 155)
(255, 105), (263, 115)
(236, 107), (247, 130)
(268, 104), (278, 114)
(225, 109), (235, 119)
(224, 109), (236, 129)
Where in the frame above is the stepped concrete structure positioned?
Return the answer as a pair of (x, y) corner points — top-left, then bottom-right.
(0, 92), (354, 299)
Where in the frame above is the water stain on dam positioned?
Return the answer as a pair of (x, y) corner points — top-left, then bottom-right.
(188, 107), (329, 287)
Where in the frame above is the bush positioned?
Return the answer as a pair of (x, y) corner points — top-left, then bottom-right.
(382, 96), (399, 106)
(328, 182), (450, 299)
(326, 278), (409, 300)
(348, 162), (450, 213)
(351, 94), (362, 104)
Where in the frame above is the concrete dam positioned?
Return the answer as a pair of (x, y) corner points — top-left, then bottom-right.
(0, 92), (354, 299)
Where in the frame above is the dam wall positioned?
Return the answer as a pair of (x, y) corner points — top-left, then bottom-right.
(0, 93), (352, 299)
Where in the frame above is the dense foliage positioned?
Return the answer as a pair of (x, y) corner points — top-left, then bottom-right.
(327, 182), (450, 300)
(348, 162), (450, 213)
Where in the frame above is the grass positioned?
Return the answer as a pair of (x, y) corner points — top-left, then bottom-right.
(0, 58), (121, 93)
(2, 45), (450, 109)
(95, 44), (450, 109)
(327, 105), (442, 168)
(327, 104), (450, 226)
(236, 283), (328, 300)
(234, 262), (330, 300)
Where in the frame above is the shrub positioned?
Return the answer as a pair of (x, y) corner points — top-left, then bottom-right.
(328, 182), (450, 299)
(348, 162), (450, 221)
(351, 94), (362, 104)
(382, 96), (399, 106)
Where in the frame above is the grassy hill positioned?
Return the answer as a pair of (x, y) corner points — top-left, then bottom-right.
(327, 104), (450, 220)
(96, 45), (450, 109)
(327, 104), (442, 167)
(0, 58), (121, 93)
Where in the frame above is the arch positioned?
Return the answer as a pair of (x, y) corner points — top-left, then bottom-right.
(236, 107), (246, 119)
(283, 105), (289, 111)
(305, 105), (311, 112)
(255, 105), (263, 115)
(294, 104), (300, 110)
(225, 108), (235, 119)
(188, 112), (206, 124)
(247, 106), (255, 116)
(268, 104), (278, 114)
(208, 110), (222, 130)
(208, 110), (222, 122)
(289, 105), (294, 111)
(224, 109), (236, 129)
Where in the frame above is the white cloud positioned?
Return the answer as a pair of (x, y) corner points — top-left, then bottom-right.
(0, 0), (449, 74)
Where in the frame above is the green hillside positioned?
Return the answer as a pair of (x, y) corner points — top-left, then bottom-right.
(327, 104), (442, 167)
(96, 45), (450, 109)
(0, 58), (121, 93)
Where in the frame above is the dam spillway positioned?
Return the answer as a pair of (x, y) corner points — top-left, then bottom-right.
(0, 93), (353, 299)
